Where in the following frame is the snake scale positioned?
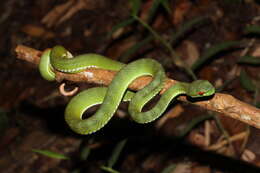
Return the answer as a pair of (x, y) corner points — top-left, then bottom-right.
(39, 45), (215, 135)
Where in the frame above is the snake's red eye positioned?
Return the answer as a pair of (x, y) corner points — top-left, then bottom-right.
(197, 91), (205, 95)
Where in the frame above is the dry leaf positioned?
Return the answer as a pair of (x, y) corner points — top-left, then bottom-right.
(172, 0), (192, 25)
(251, 45), (260, 57)
(180, 40), (200, 67)
(21, 24), (55, 39)
(155, 104), (184, 129)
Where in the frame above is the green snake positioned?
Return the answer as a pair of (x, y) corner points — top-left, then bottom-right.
(39, 45), (215, 135)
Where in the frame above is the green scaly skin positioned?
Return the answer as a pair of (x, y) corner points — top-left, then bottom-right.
(39, 45), (215, 135)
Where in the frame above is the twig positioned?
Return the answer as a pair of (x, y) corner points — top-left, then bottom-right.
(59, 83), (79, 96)
(207, 131), (247, 151)
(15, 45), (260, 129)
(132, 15), (197, 80)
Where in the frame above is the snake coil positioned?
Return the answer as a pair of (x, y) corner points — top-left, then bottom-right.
(39, 45), (215, 135)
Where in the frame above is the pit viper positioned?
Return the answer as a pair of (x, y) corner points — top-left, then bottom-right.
(39, 45), (215, 135)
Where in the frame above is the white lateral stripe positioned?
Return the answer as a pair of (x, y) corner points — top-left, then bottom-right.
(58, 65), (97, 73)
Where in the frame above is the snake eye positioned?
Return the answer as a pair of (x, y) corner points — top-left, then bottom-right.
(197, 91), (205, 95)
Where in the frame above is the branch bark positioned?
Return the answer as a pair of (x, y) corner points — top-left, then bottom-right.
(15, 45), (260, 129)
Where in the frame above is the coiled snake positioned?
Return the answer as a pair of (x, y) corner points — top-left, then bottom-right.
(39, 46), (215, 135)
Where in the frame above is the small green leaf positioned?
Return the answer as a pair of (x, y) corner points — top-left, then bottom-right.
(32, 149), (70, 160)
(130, 0), (141, 16)
(238, 55), (260, 65)
(120, 35), (153, 62)
(239, 69), (256, 92)
(100, 166), (120, 173)
(170, 17), (208, 45)
(245, 25), (260, 35)
(161, 164), (176, 173)
(108, 139), (127, 168)
(191, 41), (240, 71)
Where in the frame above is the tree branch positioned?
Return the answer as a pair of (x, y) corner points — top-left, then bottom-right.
(15, 45), (260, 129)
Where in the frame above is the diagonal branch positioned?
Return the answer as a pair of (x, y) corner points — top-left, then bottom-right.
(15, 45), (260, 129)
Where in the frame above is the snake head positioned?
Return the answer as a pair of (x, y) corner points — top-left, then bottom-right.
(188, 80), (215, 98)
(51, 45), (73, 60)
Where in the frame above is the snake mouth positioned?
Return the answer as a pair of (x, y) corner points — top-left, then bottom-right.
(189, 94), (205, 98)
(189, 89), (215, 98)
(187, 94), (215, 103)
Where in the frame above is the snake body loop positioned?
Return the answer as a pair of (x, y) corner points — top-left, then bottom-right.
(39, 45), (215, 135)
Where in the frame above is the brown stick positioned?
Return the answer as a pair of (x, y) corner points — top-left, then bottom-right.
(15, 45), (260, 129)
